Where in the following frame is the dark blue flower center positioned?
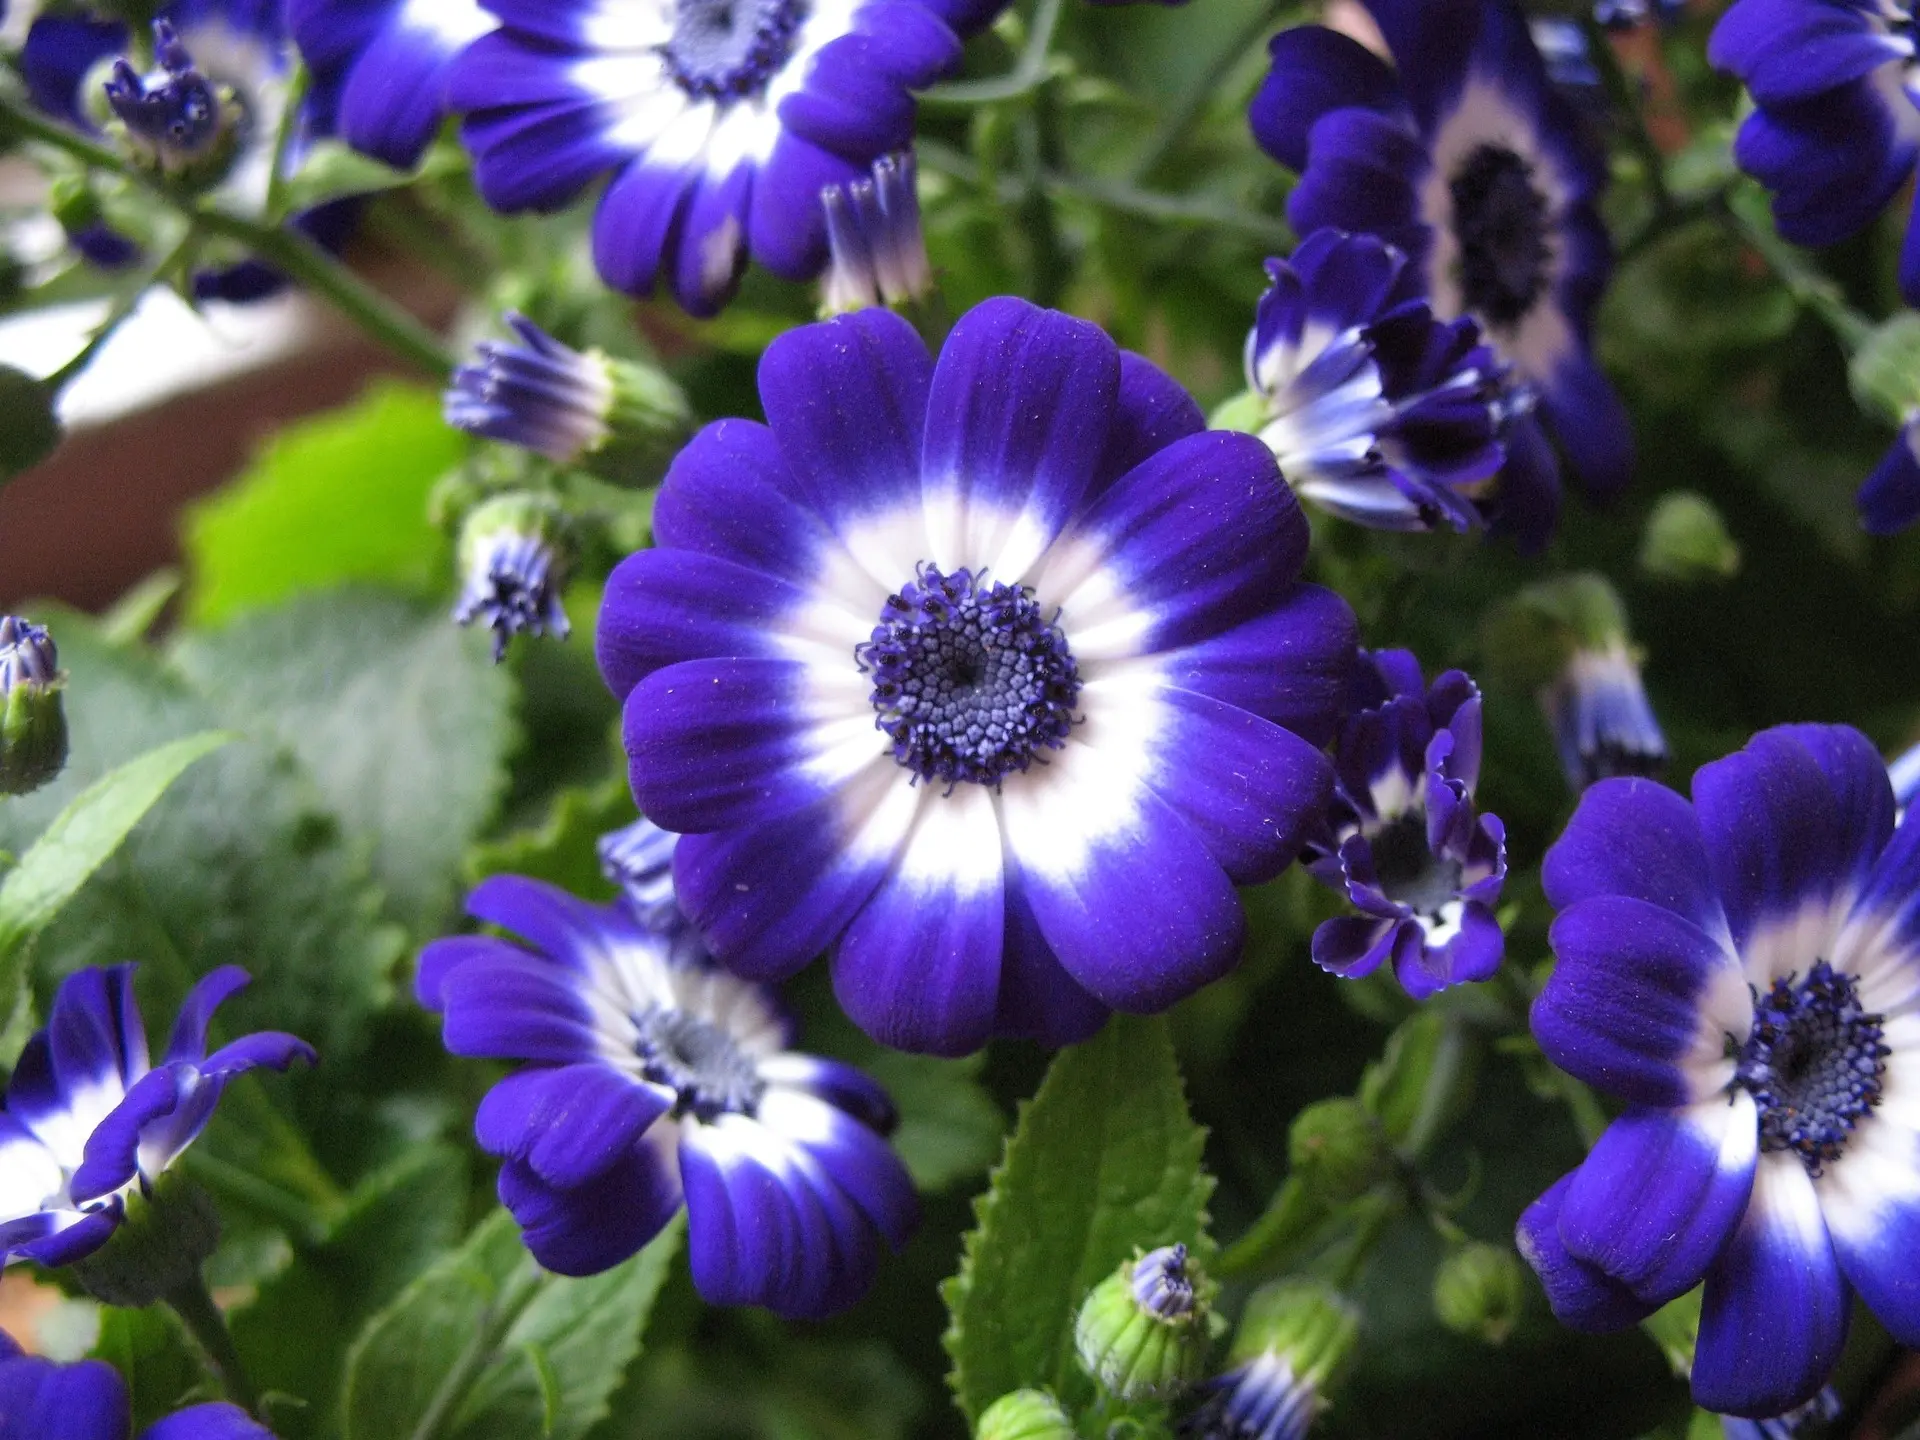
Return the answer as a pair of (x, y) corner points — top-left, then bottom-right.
(857, 564), (1082, 791)
(660, 0), (808, 100)
(1734, 961), (1889, 1175)
(1448, 144), (1553, 330)
(634, 1005), (765, 1122)
(1370, 812), (1461, 917)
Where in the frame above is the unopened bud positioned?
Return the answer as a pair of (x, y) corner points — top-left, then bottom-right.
(452, 493), (573, 663)
(1074, 1244), (1215, 1400)
(1432, 1242), (1526, 1346)
(102, 23), (247, 189)
(976, 1389), (1074, 1440)
(0, 616), (67, 796)
(820, 151), (934, 317)
(1640, 491), (1740, 584)
(1181, 1282), (1358, 1440)
(1288, 1098), (1391, 1206)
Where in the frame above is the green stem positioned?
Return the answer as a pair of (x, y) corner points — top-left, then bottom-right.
(1720, 187), (1875, 352)
(1579, 16), (1672, 215)
(179, 1148), (335, 1246)
(1131, 0), (1296, 181)
(264, 61), (311, 224)
(167, 1271), (260, 1415)
(1328, 1196), (1396, 1290)
(45, 225), (202, 392)
(1217, 1177), (1326, 1279)
(407, 1256), (548, 1440)
(920, 0), (1065, 106)
(1, 93), (453, 378)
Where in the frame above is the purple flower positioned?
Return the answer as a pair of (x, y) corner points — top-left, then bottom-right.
(1542, 638), (1667, 791)
(1306, 650), (1507, 1000)
(1710, 0), (1920, 310)
(448, 0), (960, 316)
(0, 1329), (275, 1440)
(0, 966), (314, 1270)
(1251, 0), (1635, 548)
(596, 298), (1356, 1056)
(1859, 412), (1920, 535)
(418, 874), (917, 1317)
(1246, 228), (1512, 535)
(291, 0), (492, 169)
(1518, 724), (1920, 1416)
(820, 151), (933, 315)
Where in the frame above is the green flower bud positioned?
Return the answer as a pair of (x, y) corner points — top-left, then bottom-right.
(1232, 1280), (1360, 1392)
(71, 1169), (220, 1309)
(1640, 492), (1741, 585)
(1208, 390), (1270, 436)
(1288, 1098), (1392, 1205)
(1432, 1242), (1527, 1346)
(0, 616), (68, 797)
(1074, 1244), (1216, 1401)
(975, 1389), (1075, 1440)
(453, 493), (575, 663)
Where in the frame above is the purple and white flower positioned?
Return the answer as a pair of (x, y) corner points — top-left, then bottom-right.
(1251, 0), (1633, 544)
(1245, 228), (1511, 535)
(418, 874), (917, 1317)
(1306, 650), (1507, 999)
(1519, 724), (1920, 1416)
(0, 1329), (274, 1440)
(820, 150), (932, 316)
(0, 965), (314, 1269)
(1541, 637), (1667, 791)
(448, 0), (960, 316)
(596, 298), (1356, 1056)
(291, 0), (493, 169)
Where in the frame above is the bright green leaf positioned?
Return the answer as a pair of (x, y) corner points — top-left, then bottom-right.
(91, 1306), (208, 1435)
(941, 1014), (1213, 1423)
(182, 385), (465, 626)
(863, 1050), (1005, 1195)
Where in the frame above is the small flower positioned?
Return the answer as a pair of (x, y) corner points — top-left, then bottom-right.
(291, 0), (493, 169)
(444, 314), (692, 481)
(451, 493), (573, 663)
(1305, 650), (1507, 1000)
(598, 816), (683, 934)
(820, 151), (934, 316)
(0, 965), (314, 1271)
(975, 1390), (1075, 1440)
(0, 615), (67, 797)
(1252, 0), (1635, 546)
(418, 875), (917, 1316)
(449, 0), (961, 315)
(1245, 229), (1511, 535)
(1520, 724), (1920, 1416)
(1074, 1244), (1215, 1400)
(102, 21), (244, 184)
(1178, 1281), (1358, 1440)
(0, 1328), (276, 1439)
(1542, 639), (1666, 792)
(597, 299), (1356, 1056)
(1711, 0), (1920, 309)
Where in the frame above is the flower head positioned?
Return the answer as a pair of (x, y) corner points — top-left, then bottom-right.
(599, 815), (685, 933)
(291, 0), (492, 168)
(1519, 724), (1920, 1416)
(418, 874), (917, 1316)
(0, 965), (313, 1271)
(103, 21), (246, 183)
(1711, 0), (1920, 310)
(1543, 639), (1667, 791)
(448, 0), (960, 315)
(1252, 0), (1635, 546)
(1074, 1244), (1214, 1400)
(597, 299), (1356, 1056)
(452, 493), (573, 662)
(0, 615), (67, 797)
(1245, 228), (1511, 534)
(821, 150), (934, 316)
(1305, 650), (1507, 999)
(0, 1329), (276, 1440)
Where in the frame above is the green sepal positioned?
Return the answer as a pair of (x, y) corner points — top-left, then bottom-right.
(72, 1171), (222, 1310)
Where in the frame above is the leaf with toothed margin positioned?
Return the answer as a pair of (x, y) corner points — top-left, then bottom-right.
(941, 1013), (1213, 1424)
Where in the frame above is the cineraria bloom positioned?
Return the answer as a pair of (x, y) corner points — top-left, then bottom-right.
(820, 151), (933, 316)
(1251, 0), (1634, 534)
(20, 4), (356, 301)
(290, 0), (492, 169)
(448, 0), (961, 316)
(1858, 414), (1920, 535)
(597, 298), (1356, 1056)
(1304, 650), (1506, 999)
(417, 875), (917, 1316)
(1710, 0), (1920, 308)
(0, 965), (314, 1269)
(0, 1329), (275, 1439)
(1518, 724), (1920, 1416)
(1541, 637), (1667, 791)
(1245, 228), (1511, 535)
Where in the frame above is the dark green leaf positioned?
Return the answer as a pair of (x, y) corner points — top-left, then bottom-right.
(0, 364), (61, 481)
(91, 1306), (209, 1434)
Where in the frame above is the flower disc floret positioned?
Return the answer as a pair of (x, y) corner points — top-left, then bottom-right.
(661, 0), (806, 98)
(1447, 144), (1553, 328)
(1735, 961), (1889, 1175)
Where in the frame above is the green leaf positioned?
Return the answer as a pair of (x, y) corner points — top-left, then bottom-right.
(1359, 1011), (1481, 1160)
(0, 364), (62, 481)
(91, 1306), (209, 1434)
(340, 1209), (682, 1440)
(173, 590), (518, 933)
(863, 1050), (1005, 1195)
(941, 1013), (1213, 1423)
(463, 778), (634, 901)
(181, 385), (465, 626)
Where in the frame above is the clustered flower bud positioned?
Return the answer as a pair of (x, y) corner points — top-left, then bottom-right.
(1074, 1243), (1216, 1401)
(0, 614), (68, 796)
(1287, 1098), (1391, 1207)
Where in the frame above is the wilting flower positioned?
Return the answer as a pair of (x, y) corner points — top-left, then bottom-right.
(0, 1330), (275, 1440)
(1244, 228), (1511, 535)
(19, 6), (355, 301)
(0, 965), (314, 1269)
(1305, 650), (1507, 999)
(291, 0), (492, 168)
(418, 874), (917, 1316)
(1252, 0), (1634, 547)
(1519, 725), (1920, 1416)
(448, 0), (960, 315)
(820, 151), (933, 316)
(1711, 0), (1920, 308)
(598, 299), (1355, 1056)
(451, 493), (573, 662)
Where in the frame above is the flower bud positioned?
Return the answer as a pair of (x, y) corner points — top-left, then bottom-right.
(1181, 1282), (1359, 1440)
(1640, 491), (1740, 585)
(820, 151), (933, 318)
(1541, 638), (1667, 792)
(0, 616), (68, 796)
(70, 1169), (220, 1309)
(975, 1389), (1075, 1440)
(1074, 1244), (1215, 1401)
(598, 816), (683, 934)
(102, 23), (247, 189)
(1432, 1242), (1526, 1346)
(1288, 1098), (1391, 1206)
(452, 493), (574, 663)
